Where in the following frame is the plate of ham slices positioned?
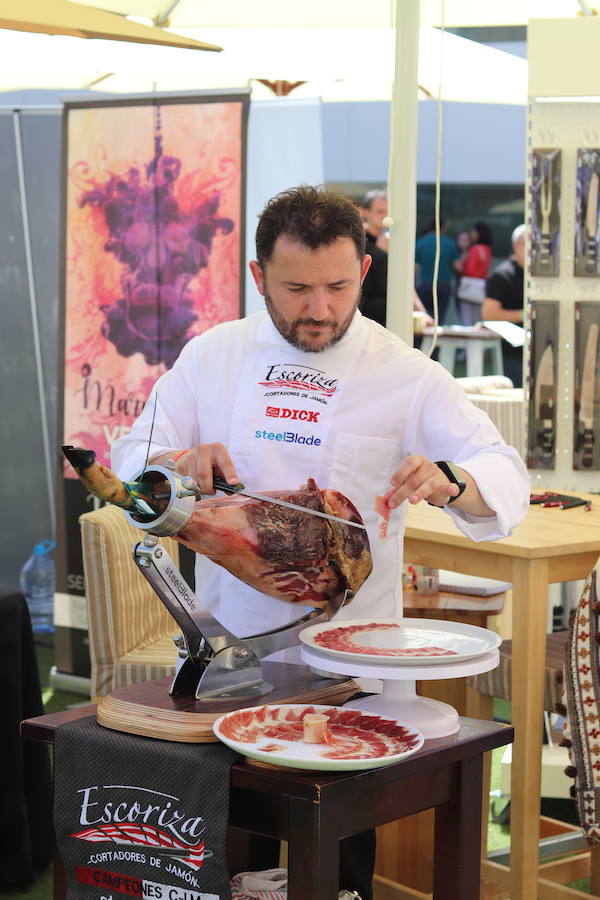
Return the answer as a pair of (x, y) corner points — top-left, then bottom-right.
(299, 617), (501, 666)
(213, 704), (424, 771)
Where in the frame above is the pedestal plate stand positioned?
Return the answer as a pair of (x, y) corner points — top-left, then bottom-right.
(301, 646), (499, 738)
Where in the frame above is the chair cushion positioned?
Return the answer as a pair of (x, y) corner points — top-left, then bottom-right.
(79, 504), (180, 697)
(114, 634), (178, 691)
(467, 630), (568, 712)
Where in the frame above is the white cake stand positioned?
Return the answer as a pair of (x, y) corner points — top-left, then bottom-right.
(300, 645), (499, 739)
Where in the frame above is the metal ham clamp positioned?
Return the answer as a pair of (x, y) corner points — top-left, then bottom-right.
(125, 462), (353, 701)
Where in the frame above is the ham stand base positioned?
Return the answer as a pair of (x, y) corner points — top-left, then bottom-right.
(301, 646), (500, 738)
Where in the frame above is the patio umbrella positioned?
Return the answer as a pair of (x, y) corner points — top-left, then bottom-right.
(0, 0), (221, 50)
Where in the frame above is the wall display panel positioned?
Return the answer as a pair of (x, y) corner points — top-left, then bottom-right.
(527, 301), (559, 469)
(575, 148), (600, 277)
(527, 101), (600, 490)
(55, 93), (249, 675)
(574, 303), (600, 469)
(530, 149), (561, 276)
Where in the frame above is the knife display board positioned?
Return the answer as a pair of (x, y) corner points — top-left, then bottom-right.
(531, 149), (561, 277)
(526, 94), (600, 489)
(527, 302), (558, 469)
(574, 303), (600, 469)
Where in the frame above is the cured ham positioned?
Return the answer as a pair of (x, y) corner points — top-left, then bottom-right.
(62, 445), (372, 608)
(312, 622), (458, 657)
(217, 705), (421, 760)
(177, 479), (372, 606)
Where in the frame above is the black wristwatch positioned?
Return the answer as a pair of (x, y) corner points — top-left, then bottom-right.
(435, 460), (467, 504)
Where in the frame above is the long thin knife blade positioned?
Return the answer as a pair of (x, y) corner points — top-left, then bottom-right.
(213, 478), (367, 530)
(580, 322), (599, 425)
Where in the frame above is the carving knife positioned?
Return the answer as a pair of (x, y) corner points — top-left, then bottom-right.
(579, 322), (599, 467)
(535, 342), (555, 463)
(585, 172), (599, 274)
(211, 476), (368, 530)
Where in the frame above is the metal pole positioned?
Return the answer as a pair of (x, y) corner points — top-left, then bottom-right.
(386, 0), (420, 342)
(13, 111), (56, 533)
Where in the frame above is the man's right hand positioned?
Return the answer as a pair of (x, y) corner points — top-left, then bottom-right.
(151, 443), (240, 495)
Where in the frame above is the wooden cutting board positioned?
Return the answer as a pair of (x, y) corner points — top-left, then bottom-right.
(97, 662), (359, 742)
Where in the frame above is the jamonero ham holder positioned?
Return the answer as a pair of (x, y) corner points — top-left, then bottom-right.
(62, 446), (372, 704)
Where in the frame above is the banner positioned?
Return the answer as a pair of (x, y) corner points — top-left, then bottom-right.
(56, 92), (249, 678)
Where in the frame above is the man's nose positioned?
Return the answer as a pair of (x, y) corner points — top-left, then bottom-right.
(305, 290), (330, 320)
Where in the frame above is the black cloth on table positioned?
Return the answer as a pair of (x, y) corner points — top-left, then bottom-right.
(0, 590), (53, 885)
(486, 257), (524, 387)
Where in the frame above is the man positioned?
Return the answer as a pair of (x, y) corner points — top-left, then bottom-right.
(358, 190), (389, 326)
(112, 186), (529, 899)
(482, 224), (525, 387)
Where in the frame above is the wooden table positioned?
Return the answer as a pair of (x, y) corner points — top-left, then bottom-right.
(22, 699), (512, 900)
(420, 325), (504, 377)
(404, 494), (600, 900)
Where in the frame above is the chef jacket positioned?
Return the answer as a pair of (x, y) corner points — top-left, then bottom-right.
(112, 310), (529, 638)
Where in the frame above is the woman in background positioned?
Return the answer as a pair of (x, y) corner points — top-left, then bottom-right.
(455, 222), (493, 326)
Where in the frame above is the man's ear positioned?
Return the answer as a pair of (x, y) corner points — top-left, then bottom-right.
(249, 260), (265, 296)
(360, 254), (373, 284)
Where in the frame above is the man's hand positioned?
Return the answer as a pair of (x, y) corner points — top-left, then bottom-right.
(381, 454), (495, 517)
(383, 455), (459, 509)
(152, 443), (239, 495)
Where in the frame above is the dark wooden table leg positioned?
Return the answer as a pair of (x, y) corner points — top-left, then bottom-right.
(433, 755), (483, 900)
(287, 796), (339, 900)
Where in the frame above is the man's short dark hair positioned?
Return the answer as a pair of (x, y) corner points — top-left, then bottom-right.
(255, 185), (366, 267)
(361, 189), (387, 210)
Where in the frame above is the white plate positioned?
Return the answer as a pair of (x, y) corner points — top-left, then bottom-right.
(299, 617), (501, 666)
(213, 704), (424, 772)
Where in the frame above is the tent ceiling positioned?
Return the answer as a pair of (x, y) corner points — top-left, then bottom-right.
(77, 0), (588, 28)
(0, 24), (526, 102)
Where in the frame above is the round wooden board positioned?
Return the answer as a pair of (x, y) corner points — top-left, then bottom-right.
(96, 662), (359, 742)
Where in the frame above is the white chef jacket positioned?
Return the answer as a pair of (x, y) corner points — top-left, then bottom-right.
(112, 310), (529, 638)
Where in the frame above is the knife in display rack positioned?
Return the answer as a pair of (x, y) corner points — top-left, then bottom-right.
(575, 306), (600, 469)
(528, 301), (558, 470)
(531, 149), (560, 277)
(585, 172), (599, 275)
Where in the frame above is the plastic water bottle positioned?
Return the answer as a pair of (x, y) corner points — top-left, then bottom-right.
(19, 540), (56, 633)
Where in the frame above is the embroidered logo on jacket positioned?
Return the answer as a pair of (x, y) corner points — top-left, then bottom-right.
(266, 406), (320, 423)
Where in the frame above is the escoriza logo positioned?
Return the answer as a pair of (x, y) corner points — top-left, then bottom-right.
(71, 785), (206, 871)
(259, 363), (338, 396)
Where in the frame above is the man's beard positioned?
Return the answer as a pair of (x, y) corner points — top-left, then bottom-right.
(264, 291), (360, 352)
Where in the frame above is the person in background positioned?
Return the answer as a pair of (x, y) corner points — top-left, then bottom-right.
(360, 189), (388, 249)
(359, 191), (432, 330)
(482, 224), (525, 387)
(414, 219), (460, 325)
(454, 221), (493, 326)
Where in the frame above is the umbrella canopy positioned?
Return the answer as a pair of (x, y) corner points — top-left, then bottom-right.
(0, 0), (221, 50)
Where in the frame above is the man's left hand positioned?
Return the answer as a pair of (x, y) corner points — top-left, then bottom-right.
(383, 455), (459, 509)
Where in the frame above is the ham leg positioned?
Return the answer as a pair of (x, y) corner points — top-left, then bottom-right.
(176, 479), (372, 606)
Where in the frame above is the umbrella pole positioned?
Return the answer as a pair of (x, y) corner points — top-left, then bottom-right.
(386, 0), (420, 343)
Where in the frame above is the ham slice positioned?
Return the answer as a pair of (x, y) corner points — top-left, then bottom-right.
(176, 479), (372, 606)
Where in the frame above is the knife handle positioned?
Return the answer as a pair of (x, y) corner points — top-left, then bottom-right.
(213, 476), (246, 494)
(580, 427), (595, 467)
